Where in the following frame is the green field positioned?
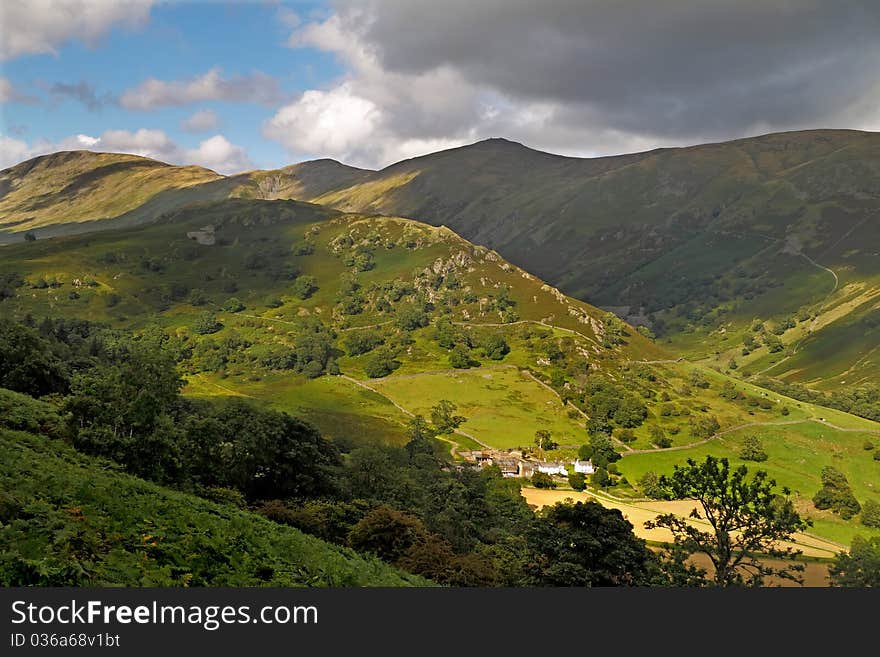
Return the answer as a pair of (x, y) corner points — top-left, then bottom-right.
(372, 367), (584, 449)
(618, 421), (880, 545)
(186, 372), (412, 448)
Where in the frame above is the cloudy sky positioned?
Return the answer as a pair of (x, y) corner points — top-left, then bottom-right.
(2, 0), (880, 173)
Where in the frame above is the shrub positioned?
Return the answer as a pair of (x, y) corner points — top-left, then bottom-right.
(221, 297), (245, 312)
(291, 275), (318, 300)
(531, 472), (557, 489)
(739, 435), (768, 462)
(861, 499), (880, 529)
(193, 312), (223, 335)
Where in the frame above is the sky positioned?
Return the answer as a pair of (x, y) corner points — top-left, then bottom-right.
(2, 0), (880, 174)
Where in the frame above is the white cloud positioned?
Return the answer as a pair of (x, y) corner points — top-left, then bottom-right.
(181, 109), (220, 133)
(265, 13), (482, 167)
(185, 135), (252, 174)
(1, 129), (252, 174)
(263, 84), (382, 164)
(0, 0), (154, 61)
(120, 68), (283, 110)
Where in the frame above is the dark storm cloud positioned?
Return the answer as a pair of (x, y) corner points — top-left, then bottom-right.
(48, 80), (114, 111)
(337, 0), (880, 141)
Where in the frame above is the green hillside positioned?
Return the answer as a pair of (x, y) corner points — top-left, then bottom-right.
(3, 131), (878, 392)
(0, 425), (424, 586)
(0, 151), (227, 239)
(1, 195), (878, 547)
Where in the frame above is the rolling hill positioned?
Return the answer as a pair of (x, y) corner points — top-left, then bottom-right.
(4, 130), (877, 391)
(0, 150), (230, 240)
(1, 195), (878, 547)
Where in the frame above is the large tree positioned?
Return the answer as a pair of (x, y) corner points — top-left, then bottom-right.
(524, 501), (658, 586)
(830, 536), (880, 587)
(646, 456), (808, 586)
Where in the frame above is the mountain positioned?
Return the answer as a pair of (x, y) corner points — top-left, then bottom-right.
(287, 130), (880, 391)
(0, 150), (229, 240)
(2, 130), (879, 391)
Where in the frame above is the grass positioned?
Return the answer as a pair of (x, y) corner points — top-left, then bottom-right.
(617, 422), (880, 546)
(0, 428), (427, 586)
(371, 367), (585, 449)
(186, 372), (411, 448)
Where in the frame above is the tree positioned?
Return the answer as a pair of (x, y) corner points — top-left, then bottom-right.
(860, 499), (880, 529)
(524, 501), (657, 586)
(689, 415), (720, 440)
(534, 429), (557, 451)
(192, 312), (222, 335)
(431, 400), (465, 434)
(568, 471), (586, 491)
(347, 506), (430, 562)
(739, 435), (768, 462)
(344, 329), (384, 356)
(592, 467), (609, 488)
(404, 415), (441, 460)
(650, 425), (671, 448)
(363, 348), (400, 378)
(830, 536), (880, 587)
(221, 297), (245, 312)
(813, 466), (861, 519)
(580, 433), (621, 468)
(449, 344), (476, 369)
(395, 306), (429, 331)
(645, 456), (809, 586)
(0, 319), (68, 396)
(616, 428), (636, 444)
(531, 472), (557, 489)
(638, 471), (667, 499)
(482, 334), (510, 360)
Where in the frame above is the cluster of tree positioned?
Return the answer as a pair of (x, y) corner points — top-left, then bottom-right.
(582, 377), (648, 435)
(813, 466), (861, 519)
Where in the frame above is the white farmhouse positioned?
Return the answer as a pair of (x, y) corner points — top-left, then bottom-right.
(573, 459), (595, 475)
(535, 462), (568, 476)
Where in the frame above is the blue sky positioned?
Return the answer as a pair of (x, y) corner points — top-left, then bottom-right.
(2, 1), (878, 173)
(1, 1), (344, 171)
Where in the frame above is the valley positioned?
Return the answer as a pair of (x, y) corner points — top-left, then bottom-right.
(1, 132), (879, 586)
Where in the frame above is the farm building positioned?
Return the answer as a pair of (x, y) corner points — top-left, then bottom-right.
(534, 462), (567, 476)
(573, 459), (595, 474)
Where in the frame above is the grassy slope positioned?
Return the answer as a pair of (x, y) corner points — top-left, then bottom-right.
(616, 422), (880, 546)
(0, 151), (223, 236)
(0, 427), (425, 586)
(0, 198), (660, 452)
